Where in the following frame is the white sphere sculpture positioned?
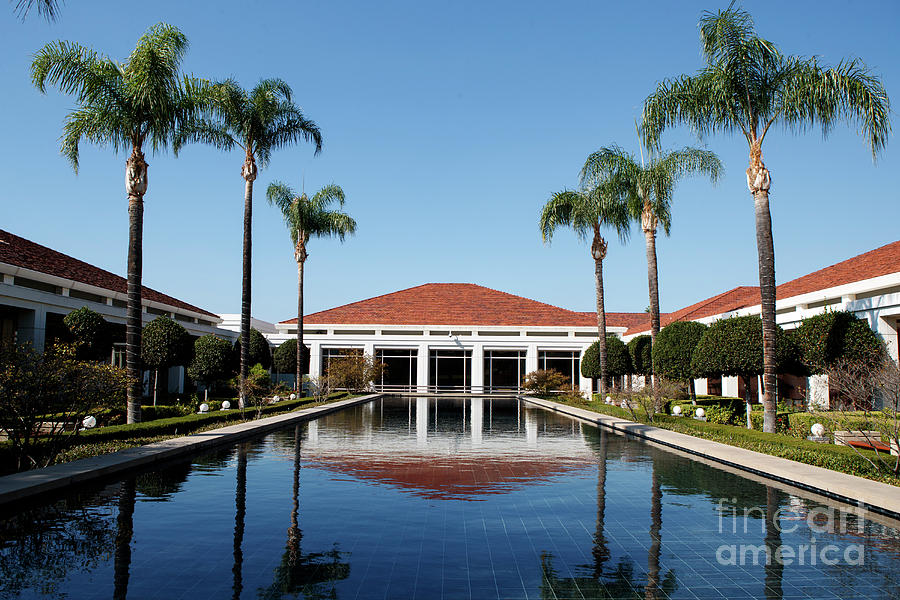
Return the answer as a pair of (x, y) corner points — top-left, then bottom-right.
(811, 423), (825, 438)
(695, 407), (706, 418)
(605, 395), (612, 404)
(199, 403), (209, 414)
(273, 395), (281, 403)
(82, 415), (97, 429)
(221, 400), (231, 410)
(672, 405), (682, 416)
(290, 393), (296, 401)
(620, 400), (628, 409)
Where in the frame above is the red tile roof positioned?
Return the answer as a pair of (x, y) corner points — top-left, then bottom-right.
(776, 239), (900, 300)
(625, 286), (760, 335)
(625, 239), (900, 335)
(0, 229), (217, 318)
(281, 283), (645, 328)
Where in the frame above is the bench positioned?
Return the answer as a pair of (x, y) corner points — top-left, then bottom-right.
(834, 430), (891, 453)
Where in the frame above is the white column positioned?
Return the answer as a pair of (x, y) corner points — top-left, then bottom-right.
(416, 397), (428, 446)
(693, 378), (708, 395)
(578, 347), (591, 395)
(471, 344), (484, 393)
(876, 315), (899, 363)
(525, 407), (538, 445)
(470, 397), (483, 446)
(525, 343), (539, 373)
(307, 419), (319, 446)
(31, 306), (47, 353)
(364, 341), (375, 357)
(309, 342), (322, 379)
(722, 375), (739, 398)
(417, 344), (429, 392)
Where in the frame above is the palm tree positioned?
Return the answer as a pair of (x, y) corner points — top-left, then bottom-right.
(642, 5), (890, 432)
(177, 79), (322, 407)
(267, 182), (356, 394)
(540, 181), (630, 395)
(581, 145), (721, 394)
(32, 23), (211, 423)
(13, 0), (59, 20)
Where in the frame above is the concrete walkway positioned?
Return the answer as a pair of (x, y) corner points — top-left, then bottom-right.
(523, 396), (900, 520)
(0, 393), (381, 507)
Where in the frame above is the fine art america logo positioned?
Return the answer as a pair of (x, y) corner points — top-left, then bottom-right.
(715, 498), (866, 567)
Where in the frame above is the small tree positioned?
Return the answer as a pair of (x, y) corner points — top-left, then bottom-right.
(63, 307), (112, 361)
(141, 317), (191, 406)
(827, 358), (899, 476)
(582, 336), (631, 391)
(654, 321), (708, 402)
(692, 315), (803, 428)
(273, 339), (297, 375)
(627, 335), (653, 380)
(325, 351), (384, 392)
(0, 343), (130, 471)
(522, 369), (570, 395)
(187, 335), (234, 401)
(233, 329), (272, 371)
(795, 310), (886, 374)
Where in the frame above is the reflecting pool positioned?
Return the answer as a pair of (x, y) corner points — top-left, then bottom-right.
(1, 396), (899, 599)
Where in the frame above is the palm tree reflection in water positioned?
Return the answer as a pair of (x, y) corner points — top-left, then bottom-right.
(258, 424), (350, 599)
(542, 436), (676, 599)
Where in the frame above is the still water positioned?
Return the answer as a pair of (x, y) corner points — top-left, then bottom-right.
(1, 396), (899, 599)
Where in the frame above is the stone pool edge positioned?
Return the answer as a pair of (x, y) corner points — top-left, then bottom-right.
(521, 396), (900, 520)
(0, 393), (383, 507)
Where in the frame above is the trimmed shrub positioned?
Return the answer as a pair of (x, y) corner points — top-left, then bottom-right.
(794, 310), (886, 374)
(654, 321), (707, 383)
(233, 328), (272, 370)
(188, 335), (234, 390)
(581, 336), (632, 381)
(692, 315), (803, 379)
(523, 369), (570, 394)
(142, 317), (192, 370)
(63, 306), (112, 360)
(273, 339), (297, 374)
(627, 335), (653, 376)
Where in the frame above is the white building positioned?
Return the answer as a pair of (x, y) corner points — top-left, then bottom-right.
(271, 283), (645, 394)
(0, 229), (229, 394)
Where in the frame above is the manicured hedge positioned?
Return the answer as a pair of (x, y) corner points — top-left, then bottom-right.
(569, 395), (897, 486)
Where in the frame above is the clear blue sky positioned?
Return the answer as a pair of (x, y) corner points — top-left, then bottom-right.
(2, 1), (898, 323)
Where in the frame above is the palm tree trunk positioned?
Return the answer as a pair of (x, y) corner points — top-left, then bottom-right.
(764, 487), (783, 600)
(125, 148), (147, 424)
(113, 478), (136, 600)
(239, 154), (257, 410)
(646, 462), (662, 600)
(232, 444), (247, 600)
(748, 146), (776, 433)
(592, 428), (609, 578)
(296, 256), (305, 396)
(592, 228), (608, 396)
(642, 209), (661, 406)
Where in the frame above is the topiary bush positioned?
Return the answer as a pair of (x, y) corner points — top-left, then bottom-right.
(273, 338), (297, 374)
(627, 335), (653, 376)
(188, 335), (234, 392)
(581, 336), (632, 386)
(233, 328), (272, 370)
(142, 317), (192, 370)
(63, 306), (112, 360)
(654, 320), (707, 397)
(794, 310), (886, 374)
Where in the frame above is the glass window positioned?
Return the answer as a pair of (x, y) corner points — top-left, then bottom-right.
(538, 350), (580, 388)
(375, 348), (417, 389)
(483, 350), (526, 391)
(428, 349), (472, 391)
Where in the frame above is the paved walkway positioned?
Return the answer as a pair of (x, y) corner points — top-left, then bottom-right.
(0, 394), (381, 507)
(523, 396), (900, 520)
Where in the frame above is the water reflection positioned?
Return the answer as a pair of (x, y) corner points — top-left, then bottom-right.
(258, 424), (350, 599)
(0, 396), (899, 599)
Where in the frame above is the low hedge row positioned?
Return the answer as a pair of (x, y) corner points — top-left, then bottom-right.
(568, 396), (898, 487)
(79, 393), (350, 443)
(0, 392), (351, 475)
